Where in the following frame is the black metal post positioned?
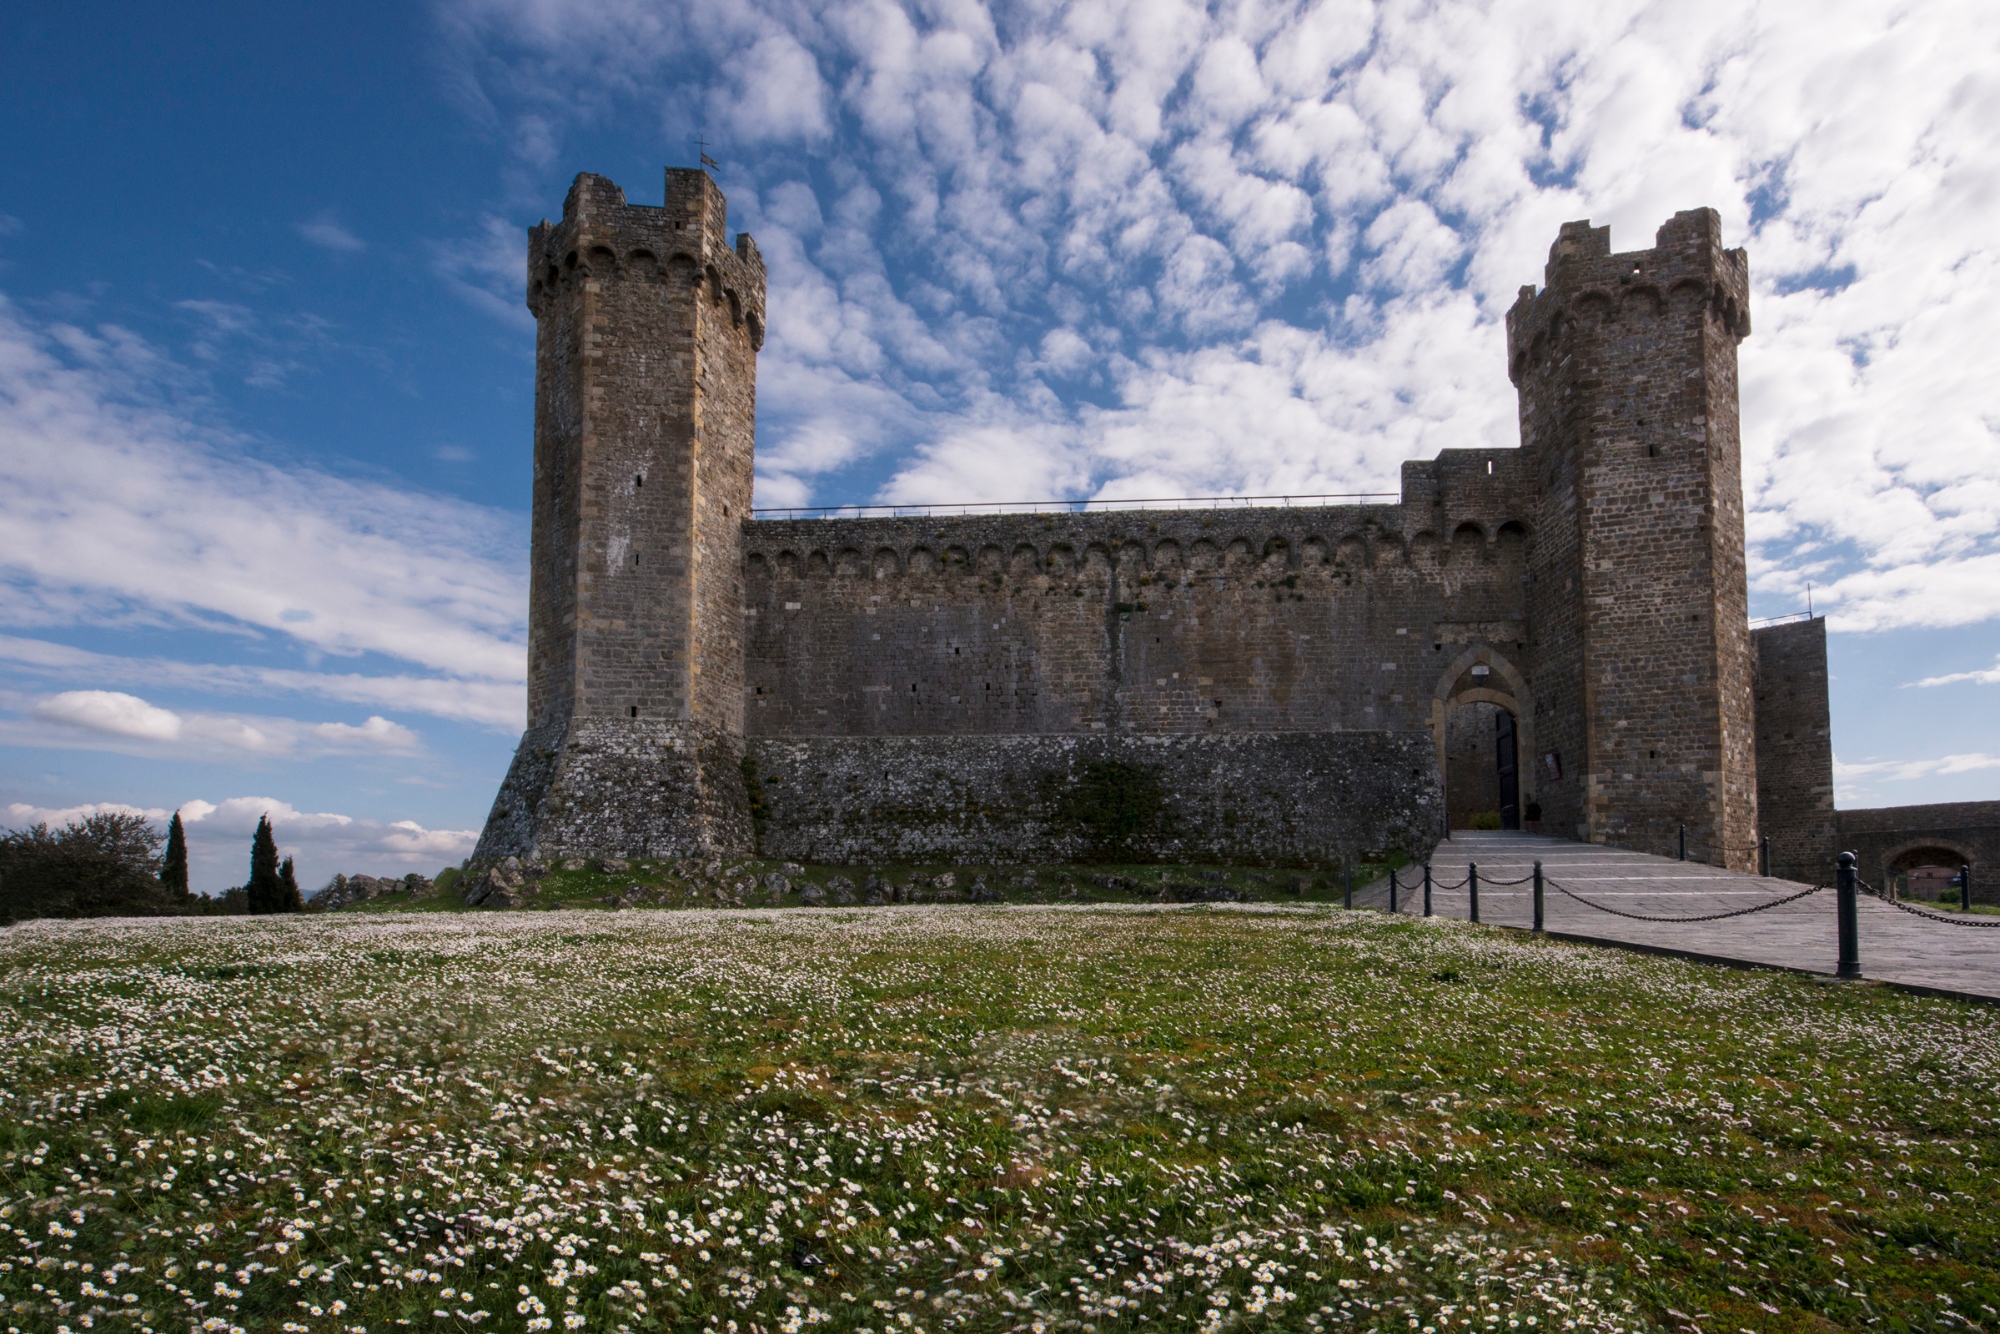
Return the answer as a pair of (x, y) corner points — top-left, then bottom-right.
(1344, 864), (1353, 910)
(1389, 867), (1399, 915)
(1678, 824), (1687, 862)
(1760, 836), (1770, 879)
(1962, 864), (1973, 913)
(1423, 862), (1433, 917)
(1532, 860), (1544, 933)
(1836, 851), (1861, 980)
(1469, 862), (1480, 924)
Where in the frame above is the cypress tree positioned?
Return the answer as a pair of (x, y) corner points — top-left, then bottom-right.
(161, 811), (189, 902)
(246, 815), (282, 915)
(277, 856), (303, 913)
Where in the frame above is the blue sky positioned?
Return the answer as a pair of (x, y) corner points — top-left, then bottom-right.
(2, 0), (1996, 893)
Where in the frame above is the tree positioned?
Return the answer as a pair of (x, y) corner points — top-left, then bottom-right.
(277, 856), (303, 913)
(245, 815), (284, 915)
(0, 812), (175, 922)
(161, 811), (190, 902)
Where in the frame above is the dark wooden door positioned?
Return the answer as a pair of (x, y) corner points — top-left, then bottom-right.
(1496, 710), (1520, 830)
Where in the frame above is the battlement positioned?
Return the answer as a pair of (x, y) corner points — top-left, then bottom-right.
(742, 498), (1538, 584)
(1505, 209), (1749, 385)
(526, 169), (765, 347)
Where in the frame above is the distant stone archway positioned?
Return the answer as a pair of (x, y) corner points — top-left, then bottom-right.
(1881, 840), (1975, 898)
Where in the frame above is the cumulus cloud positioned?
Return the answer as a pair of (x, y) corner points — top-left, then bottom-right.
(438, 0), (2000, 639)
(3, 797), (477, 895)
(34, 690), (182, 741)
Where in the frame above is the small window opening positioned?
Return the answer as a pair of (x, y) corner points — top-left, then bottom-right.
(723, 504), (730, 517)
(1647, 443), (1659, 457)
(633, 554), (640, 567)
(911, 683), (917, 692)
(954, 647), (960, 655)
(635, 474), (644, 488)
(1649, 749), (1657, 759)
(629, 706), (638, 718)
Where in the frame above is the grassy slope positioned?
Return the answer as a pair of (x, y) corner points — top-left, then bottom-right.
(0, 906), (1994, 1334)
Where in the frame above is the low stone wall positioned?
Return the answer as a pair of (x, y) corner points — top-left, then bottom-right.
(746, 731), (1441, 869)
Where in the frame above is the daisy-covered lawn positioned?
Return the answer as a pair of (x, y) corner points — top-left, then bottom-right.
(1, 904), (1994, 1333)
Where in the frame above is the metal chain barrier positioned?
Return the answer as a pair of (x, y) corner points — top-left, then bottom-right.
(1546, 877), (1825, 923)
(1476, 872), (1537, 886)
(1858, 879), (2000, 929)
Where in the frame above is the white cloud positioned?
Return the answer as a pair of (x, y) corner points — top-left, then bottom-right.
(35, 690), (181, 741)
(3, 799), (168, 828)
(0, 635), (523, 729)
(435, 0), (2000, 639)
(1912, 656), (2000, 689)
(430, 213), (536, 331)
(296, 212), (367, 253)
(1835, 751), (2000, 806)
(0, 297), (528, 685)
(20, 689), (420, 758)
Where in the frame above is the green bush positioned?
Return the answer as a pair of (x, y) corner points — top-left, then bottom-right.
(1470, 810), (1503, 830)
(0, 813), (185, 922)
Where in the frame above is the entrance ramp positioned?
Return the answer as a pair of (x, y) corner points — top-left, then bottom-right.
(1351, 830), (2000, 1003)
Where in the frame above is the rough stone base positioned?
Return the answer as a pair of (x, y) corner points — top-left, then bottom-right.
(745, 731), (1441, 868)
(473, 719), (754, 861)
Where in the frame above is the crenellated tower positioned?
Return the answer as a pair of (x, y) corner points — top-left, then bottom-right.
(476, 168), (766, 860)
(1508, 209), (1758, 867)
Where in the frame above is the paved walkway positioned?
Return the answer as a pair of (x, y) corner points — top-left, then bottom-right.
(1352, 831), (2000, 1003)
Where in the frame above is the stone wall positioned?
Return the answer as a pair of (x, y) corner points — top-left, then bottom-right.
(746, 731), (1441, 868)
(1752, 617), (1836, 880)
(742, 486), (1535, 746)
(1838, 801), (2000, 903)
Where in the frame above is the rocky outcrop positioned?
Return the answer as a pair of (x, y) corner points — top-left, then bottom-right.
(311, 873), (434, 910)
(458, 856), (544, 909)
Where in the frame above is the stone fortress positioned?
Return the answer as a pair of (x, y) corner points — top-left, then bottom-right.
(473, 166), (1924, 884)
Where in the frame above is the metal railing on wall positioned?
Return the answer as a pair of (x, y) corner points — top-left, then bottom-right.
(751, 492), (1400, 520)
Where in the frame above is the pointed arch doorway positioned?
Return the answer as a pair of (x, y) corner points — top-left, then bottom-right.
(1431, 646), (1536, 833)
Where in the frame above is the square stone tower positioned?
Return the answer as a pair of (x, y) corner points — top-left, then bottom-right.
(1507, 210), (1758, 867)
(474, 169), (765, 860)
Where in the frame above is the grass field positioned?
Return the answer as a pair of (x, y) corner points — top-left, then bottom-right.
(1, 904), (1995, 1334)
